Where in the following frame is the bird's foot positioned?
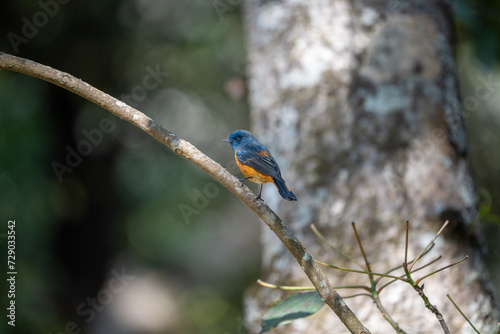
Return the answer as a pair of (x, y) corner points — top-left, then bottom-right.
(238, 176), (253, 188)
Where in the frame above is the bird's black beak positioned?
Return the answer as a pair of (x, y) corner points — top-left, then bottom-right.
(222, 139), (230, 143)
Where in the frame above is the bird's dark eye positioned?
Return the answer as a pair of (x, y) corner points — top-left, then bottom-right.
(234, 137), (239, 141)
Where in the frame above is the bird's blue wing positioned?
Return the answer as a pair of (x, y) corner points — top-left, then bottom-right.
(236, 146), (284, 181)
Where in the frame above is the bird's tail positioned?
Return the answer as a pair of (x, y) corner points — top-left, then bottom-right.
(273, 177), (297, 201)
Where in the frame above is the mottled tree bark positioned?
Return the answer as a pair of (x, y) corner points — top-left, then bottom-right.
(243, 0), (499, 333)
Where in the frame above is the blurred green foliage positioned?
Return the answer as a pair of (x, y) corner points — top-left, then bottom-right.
(478, 188), (500, 226)
(454, 0), (500, 66)
(1, 1), (255, 333)
(454, 0), (500, 300)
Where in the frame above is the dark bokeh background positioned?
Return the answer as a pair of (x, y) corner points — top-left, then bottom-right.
(0, 1), (499, 333)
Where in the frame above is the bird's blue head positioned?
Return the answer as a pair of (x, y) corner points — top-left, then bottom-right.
(223, 129), (256, 151)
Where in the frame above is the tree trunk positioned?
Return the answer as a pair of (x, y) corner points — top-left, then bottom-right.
(243, 0), (499, 333)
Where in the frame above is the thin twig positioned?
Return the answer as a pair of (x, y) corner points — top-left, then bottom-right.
(316, 260), (406, 282)
(377, 256), (442, 294)
(257, 279), (370, 292)
(0, 52), (370, 334)
(447, 294), (481, 334)
(415, 256), (468, 285)
(343, 293), (373, 299)
(409, 221), (449, 272)
(404, 220), (410, 268)
(350, 223), (407, 333)
(412, 284), (450, 334)
(372, 293), (408, 334)
(375, 245), (437, 285)
(311, 224), (364, 268)
(352, 222), (372, 272)
(316, 219), (464, 334)
(256, 280), (316, 291)
(377, 278), (399, 294)
(401, 220), (450, 333)
(410, 255), (443, 273)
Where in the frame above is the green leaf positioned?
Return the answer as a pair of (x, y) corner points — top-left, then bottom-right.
(260, 291), (325, 333)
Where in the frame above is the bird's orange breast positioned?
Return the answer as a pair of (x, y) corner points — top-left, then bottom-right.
(235, 153), (273, 185)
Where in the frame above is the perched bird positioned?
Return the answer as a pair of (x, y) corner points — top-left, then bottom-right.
(223, 129), (297, 201)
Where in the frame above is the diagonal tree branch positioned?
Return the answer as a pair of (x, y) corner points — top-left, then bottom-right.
(0, 52), (370, 334)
